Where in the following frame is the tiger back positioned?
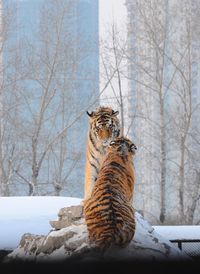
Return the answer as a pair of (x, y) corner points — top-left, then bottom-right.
(84, 137), (137, 250)
(84, 106), (120, 200)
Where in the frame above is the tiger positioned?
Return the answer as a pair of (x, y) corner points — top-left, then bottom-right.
(84, 106), (120, 200)
(84, 137), (137, 250)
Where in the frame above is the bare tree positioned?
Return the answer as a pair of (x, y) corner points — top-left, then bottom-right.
(169, 7), (200, 223)
(11, 0), (80, 195)
(9, 0), (117, 196)
(99, 0), (200, 224)
(0, 1), (22, 196)
(100, 23), (128, 135)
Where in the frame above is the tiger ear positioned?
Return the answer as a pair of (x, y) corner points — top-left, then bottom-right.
(86, 111), (94, 117)
(130, 143), (137, 152)
(112, 110), (119, 116)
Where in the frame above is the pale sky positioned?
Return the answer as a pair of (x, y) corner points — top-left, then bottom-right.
(99, 0), (127, 32)
(99, 0), (128, 107)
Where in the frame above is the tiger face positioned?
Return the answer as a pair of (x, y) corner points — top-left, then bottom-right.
(87, 106), (120, 146)
(109, 137), (137, 156)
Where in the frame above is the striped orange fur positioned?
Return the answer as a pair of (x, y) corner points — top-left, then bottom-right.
(84, 106), (120, 200)
(84, 137), (137, 249)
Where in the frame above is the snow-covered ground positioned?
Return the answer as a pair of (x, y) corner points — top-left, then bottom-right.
(0, 196), (82, 250)
(153, 225), (200, 240)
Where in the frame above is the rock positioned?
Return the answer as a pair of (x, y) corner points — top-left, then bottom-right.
(36, 229), (76, 254)
(49, 205), (83, 230)
(6, 205), (190, 263)
(58, 205), (83, 219)
(49, 220), (70, 230)
(19, 233), (45, 254)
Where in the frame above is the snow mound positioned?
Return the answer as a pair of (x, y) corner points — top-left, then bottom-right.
(153, 225), (200, 240)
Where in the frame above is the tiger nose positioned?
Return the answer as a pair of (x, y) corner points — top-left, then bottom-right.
(100, 129), (110, 139)
(106, 124), (113, 128)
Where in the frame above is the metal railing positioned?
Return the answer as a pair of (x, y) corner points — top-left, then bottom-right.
(170, 239), (200, 258)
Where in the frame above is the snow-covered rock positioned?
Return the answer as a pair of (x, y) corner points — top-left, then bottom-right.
(0, 196), (82, 251)
(6, 204), (189, 263)
(50, 205), (83, 230)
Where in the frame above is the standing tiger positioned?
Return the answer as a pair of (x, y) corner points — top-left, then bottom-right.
(84, 137), (137, 250)
(84, 106), (120, 200)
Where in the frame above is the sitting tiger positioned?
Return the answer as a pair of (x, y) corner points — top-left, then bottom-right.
(84, 137), (137, 250)
(84, 106), (120, 200)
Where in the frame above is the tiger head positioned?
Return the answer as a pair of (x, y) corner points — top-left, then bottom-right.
(87, 106), (120, 146)
(109, 137), (137, 156)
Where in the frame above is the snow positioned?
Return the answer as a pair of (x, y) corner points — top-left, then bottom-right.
(8, 208), (188, 262)
(0, 196), (82, 250)
(153, 225), (200, 257)
(0, 196), (196, 261)
(153, 226), (200, 240)
(132, 213), (187, 258)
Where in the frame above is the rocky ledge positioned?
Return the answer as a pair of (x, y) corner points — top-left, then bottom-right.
(5, 204), (189, 263)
